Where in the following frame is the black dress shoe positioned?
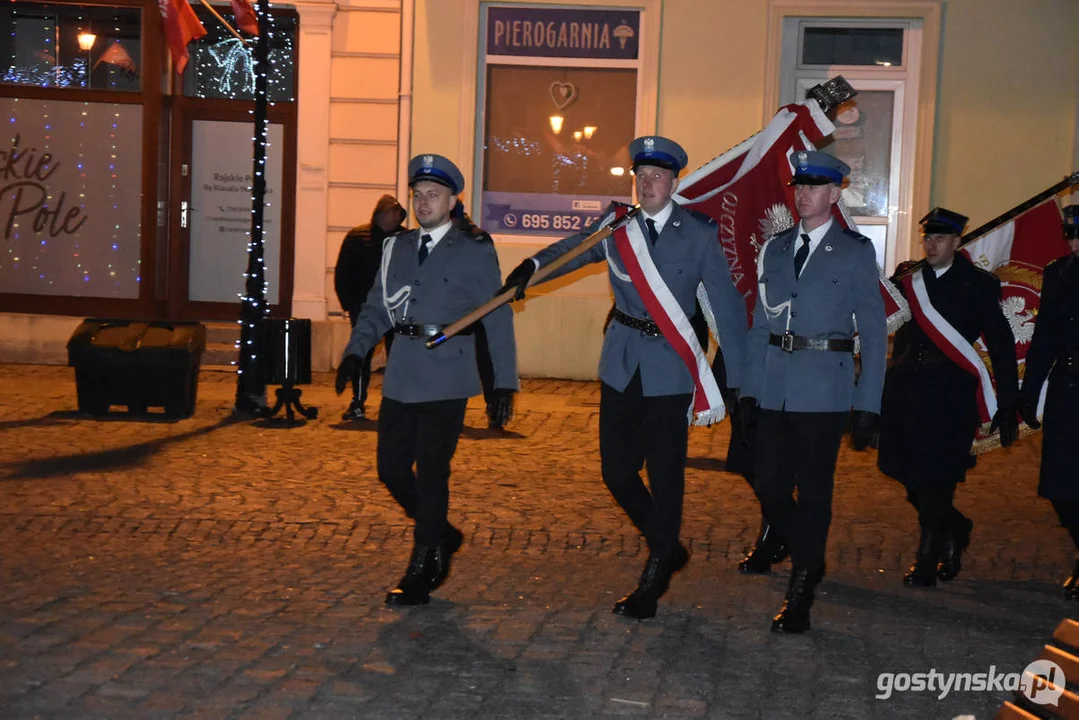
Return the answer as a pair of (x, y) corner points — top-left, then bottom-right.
(738, 521), (789, 574)
(613, 543), (689, 620)
(937, 517), (972, 582)
(341, 400), (365, 421)
(771, 567), (823, 634)
(1064, 560), (1079, 600)
(386, 545), (436, 606)
(430, 524), (464, 591)
(904, 529), (939, 588)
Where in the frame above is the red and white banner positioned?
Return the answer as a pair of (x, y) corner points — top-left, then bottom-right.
(158, 0), (207, 74)
(962, 199), (1063, 448)
(674, 100), (910, 332)
(609, 210), (725, 426)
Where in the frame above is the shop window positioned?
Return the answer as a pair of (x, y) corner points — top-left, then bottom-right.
(181, 9), (296, 101)
(0, 97), (143, 298)
(0, 3), (141, 92)
(476, 5), (640, 236)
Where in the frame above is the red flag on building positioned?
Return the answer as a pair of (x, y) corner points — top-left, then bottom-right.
(230, 0), (259, 36)
(674, 100), (909, 332)
(158, 0), (207, 74)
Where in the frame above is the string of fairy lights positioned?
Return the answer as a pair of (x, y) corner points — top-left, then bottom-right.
(233, 0), (274, 412)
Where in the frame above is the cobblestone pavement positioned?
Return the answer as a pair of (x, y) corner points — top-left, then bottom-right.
(0, 364), (1073, 719)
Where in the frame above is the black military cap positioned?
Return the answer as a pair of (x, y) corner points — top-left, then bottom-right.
(919, 207), (968, 236)
(1063, 204), (1079, 239)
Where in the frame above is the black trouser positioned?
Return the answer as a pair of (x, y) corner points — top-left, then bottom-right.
(346, 309), (393, 404)
(905, 479), (968, 536)
(599, 372), (692, 556)
(376, 396), (468, 546)
(1053, 501), (1079, 548)
(753, 409), (847, 573)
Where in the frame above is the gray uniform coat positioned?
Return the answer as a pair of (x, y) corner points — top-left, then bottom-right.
(533, 203), (747, 396)
(741, 222), (887, 413)
(343, 226), (519, 403)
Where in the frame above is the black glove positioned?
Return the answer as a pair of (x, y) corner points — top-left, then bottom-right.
(335, 354), (362, 395)
(722, 386), (740, 420)
(487, 389), (515, 428)
(497, 260), (536, 301)
(737, 396), (758, 448)
(849, 410), (880, 451)
(990, 407), (1019, 448)
(1017, 397), (1041, 430)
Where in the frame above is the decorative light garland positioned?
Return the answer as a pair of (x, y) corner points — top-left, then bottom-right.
(233, 0), (275, 415)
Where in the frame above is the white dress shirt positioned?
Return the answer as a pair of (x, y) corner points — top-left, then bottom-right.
(793, 217), (834, 271)
(418, 220), (453, 255)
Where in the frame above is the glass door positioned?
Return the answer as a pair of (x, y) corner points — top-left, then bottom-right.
(171, 104), (294, 320)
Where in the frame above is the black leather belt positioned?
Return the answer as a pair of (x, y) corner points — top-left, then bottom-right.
(394, 323), (443, 339)
(898, 346), (949, 367)
(769, 332), (854, 353)
(612, 308), (662, 338)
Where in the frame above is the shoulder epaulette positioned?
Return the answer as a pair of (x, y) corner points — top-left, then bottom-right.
(841, 228), (871, 243)
(681, 207), (718, 226)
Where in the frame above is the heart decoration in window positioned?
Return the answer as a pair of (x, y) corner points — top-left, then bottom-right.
(549, 81), (578, 111)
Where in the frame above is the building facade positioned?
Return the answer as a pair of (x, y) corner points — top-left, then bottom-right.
(2, 0), (1077, 378)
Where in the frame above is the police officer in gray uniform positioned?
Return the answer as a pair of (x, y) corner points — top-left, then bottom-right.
(335, 154), (519, 606)
(739, 151), (887, 634)
(500, 135), (747, 619)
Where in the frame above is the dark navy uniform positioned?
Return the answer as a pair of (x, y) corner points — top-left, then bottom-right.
(1019, 204), (1079, 597)
(878, 208), (1018, 588)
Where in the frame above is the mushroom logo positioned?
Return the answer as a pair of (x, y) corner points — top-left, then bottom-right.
(614, 22), (635, 50)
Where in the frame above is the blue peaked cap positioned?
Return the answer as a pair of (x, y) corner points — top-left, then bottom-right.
(629, 135), (688, 173)
(789, 150), (850, 185)
(408, 154), (465, 195)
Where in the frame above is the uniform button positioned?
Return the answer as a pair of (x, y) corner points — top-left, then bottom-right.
(791, 292), (798, 298)
(415, 280), (422, 285)
(791, 311), (797, 318)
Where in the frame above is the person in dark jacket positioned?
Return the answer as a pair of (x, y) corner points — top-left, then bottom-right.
(334, 195), (408, 420)
(878, 207), (1019, 588)
(1018, 204), (1079, 598)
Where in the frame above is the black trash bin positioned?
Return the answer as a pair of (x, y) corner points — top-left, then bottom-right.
(67, 319), (207, 418)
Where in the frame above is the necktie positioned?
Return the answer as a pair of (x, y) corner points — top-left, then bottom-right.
(793, 233), (810, 279)
(646, 218), (659, 247)
(418, 234), (432, 265)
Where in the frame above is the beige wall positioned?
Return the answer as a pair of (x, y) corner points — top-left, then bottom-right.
(324, 2), (406, 316)
(409, 0), (1078, 380)
(933, 0), (1079, 227)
